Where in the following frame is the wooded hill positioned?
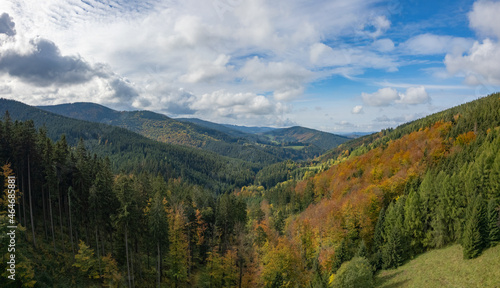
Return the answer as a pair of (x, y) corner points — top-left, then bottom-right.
(39, 103), (348, 163)
(0, 93), (499, 287)
(0, 98), (256, 192)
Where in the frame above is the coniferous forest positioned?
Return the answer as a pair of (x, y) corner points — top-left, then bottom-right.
(1, 93), (500, 287)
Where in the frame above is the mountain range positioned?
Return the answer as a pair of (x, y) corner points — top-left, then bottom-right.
(38, 102), (349, 162)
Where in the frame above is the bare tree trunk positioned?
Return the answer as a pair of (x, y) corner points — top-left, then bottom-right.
(27, 155), (36, 248)
(42, 186), (48, 239)
(48, 187), (56, 253)
(68, 191), (75, 256)
(96, 229), (102, 277)
(21, 173), (26, 228)
(58, 183), (65, 253)
(125, 227), (131, 288)
(157, 241), (161, 288)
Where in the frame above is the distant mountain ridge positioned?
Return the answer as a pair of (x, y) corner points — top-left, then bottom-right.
(38, 102), (349, 161)
(0, 98), (256, 191)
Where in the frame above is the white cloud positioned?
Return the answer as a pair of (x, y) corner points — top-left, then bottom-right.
(362, 87), (400, 106)
(239, 57), (312, 101)
(469, 0), (500, 39)
(445, 39), (500, 85)
(362, 86), (430, 106)
(372, 38), (395, 52)
(402, 34), (474, 55)
(397, 86), (429, 105)
(443, 1), (500, 87)
(367, 16), (391, 38)
(351, 105), (364, 114)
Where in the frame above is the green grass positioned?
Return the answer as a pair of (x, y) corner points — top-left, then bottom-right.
(375, 244), (500, 288)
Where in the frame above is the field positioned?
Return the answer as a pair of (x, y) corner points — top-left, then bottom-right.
(375, 245), (500, 288)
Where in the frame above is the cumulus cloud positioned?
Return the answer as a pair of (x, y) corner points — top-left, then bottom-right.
(351, 105), (364, 114)
(372, 39), (395, 52)
(191, 90), (277, 117)
(362, 87), (400, 107)
(444, 1), (500, 86)
(469, 0), (500, 39)
(402, 34), (474, 55)
(0, 13), (16, 36)
(362, 86), (430, 107)
(445, 39), (500, 85)
(0, 38), (98, 87)
(397, 86), (429, 105)
(239, 57), (312, 101)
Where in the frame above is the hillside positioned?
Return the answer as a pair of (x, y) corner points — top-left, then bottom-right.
(260, 126), (350, 150)
(38, 103), (329, 163)
(176, 117), (253, 138)
(375, 245), (500, 287)
(1, 94), (499, 288)
(242, 93), (500, 286)
(0, 98), (256, 191)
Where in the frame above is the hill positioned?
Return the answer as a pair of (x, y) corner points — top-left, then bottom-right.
(259, 126), (349, 150)
(375, 245), (500, 287)
(176, 117), (254, 138)
(0, 98), (256, 191)
(38, 103), (330, 163)
(242, 93), (500, 286)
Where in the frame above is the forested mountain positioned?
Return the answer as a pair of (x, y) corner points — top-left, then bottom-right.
(259, 126), (350, 150)
(1, 93), (499, 287)
(0, 98), (256, 191)
(176, 117), (256, 137)
(39, 103), (334, 163)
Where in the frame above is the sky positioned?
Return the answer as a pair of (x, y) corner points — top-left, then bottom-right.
(0, 0), (499, 133)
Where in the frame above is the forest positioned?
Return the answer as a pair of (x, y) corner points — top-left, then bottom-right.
(0, 93), (499, 287)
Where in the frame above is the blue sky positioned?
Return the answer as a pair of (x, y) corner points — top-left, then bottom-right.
(0, 0), (499, 132)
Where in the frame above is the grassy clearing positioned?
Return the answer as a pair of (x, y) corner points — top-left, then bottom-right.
(375, 244), (500, 288)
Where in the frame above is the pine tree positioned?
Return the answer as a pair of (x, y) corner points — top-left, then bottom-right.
(404, 190), (424, 255)
(332, 239), (347, 274)
(462, 194), (487, 259)
(382, 226), (404, 269)
(370, 207), (385, 270)
(488, 199), (500, 247)
(356, 240), (368, 258)
(167, 206), (189, 288)
(148, 185), (168, 287)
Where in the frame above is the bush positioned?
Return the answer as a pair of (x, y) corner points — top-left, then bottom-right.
(332, 257), (373, 288)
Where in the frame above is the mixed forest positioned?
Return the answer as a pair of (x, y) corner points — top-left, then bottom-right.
(1, 93), (500, 287)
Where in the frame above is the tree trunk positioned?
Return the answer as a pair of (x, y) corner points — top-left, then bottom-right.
(27, 155), (36, 248)
(157, 241), (161, 288)
(58, 183), (65, 253)
(125, 226), (132, 288)
(42, 186), (48, 239)
(21, 173), (26, 228)
(68, 191), (75, 256)
(96, 228), (102, 277)
(48, 186), (56, 253)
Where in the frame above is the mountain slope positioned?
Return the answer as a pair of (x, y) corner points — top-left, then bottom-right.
(38, 103), (337, 163)
(260, 126), (349, 150)
(0, 99), (256, 191)
(248, 93), (500, 285)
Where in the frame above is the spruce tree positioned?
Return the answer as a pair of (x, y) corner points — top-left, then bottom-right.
(404, 190), (424, 255)
(462, 194), (487, 259)
(488, 199), (500, 247)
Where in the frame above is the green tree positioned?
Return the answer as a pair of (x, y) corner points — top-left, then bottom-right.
(167, 207), (189, 288)
(462, 194), (487, 259)
(488, 199), (500, 246)
(332, 257), (373, 288)
(404, 190), (424, 255)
